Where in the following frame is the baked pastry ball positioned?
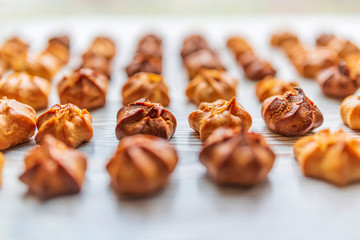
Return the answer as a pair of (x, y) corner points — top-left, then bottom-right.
(293, 47), (338, 78)
(270, 32), (299, 48)
(241, 55), (277, 81)
(255, 76), (299, 102)
(0, 97), (36, 150)
(122, 72), (169, 106)
(125, 52), (162, 77)
(226, 36), (253, 57)
(19, 134), (87, 199)
(316, 62), (358, 98)
(26, 52), (63, 80)
(136, 34), (162, 58)
(186, 68), (237, 105)
(180, 34), (210, 59)
(316, 34), (360, 59)
(82, 55), (112, 78)
(340, 95), (360, 130)
(0, 152), (5, 186)
(183, 49), (225, 80)
(294, 129), (360, 186)
(188, 97), (252, 140)
(106, 134), (178, 197)
(35, 103), (93, 148)
(0, 72), (51, 110)
(58, 68), (109, 110)
(116, 98), (176, 140)
(200, 127), (275, 186)
(0, 37), (28, 71)
(262, 87), (323, 136)
(344, 53), (360, 81)
(82, 36), (116, 60)
(45, 35), (70, 65)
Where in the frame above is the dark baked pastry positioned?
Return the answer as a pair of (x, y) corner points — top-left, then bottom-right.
(185, 68), (237, 105)
(19, 134), (87, 199)
(262, 87), (323, 136)
(106, 134), (178, 197)
(294, 129), (360, 186)
(122, 72), (169, 106)
(188, 97), (252, 140)
(58, 68), (109, 110)
(35, 103), (93, 148)
(255, 76), (298, 102)
(340, 95), (360, 130)
(200, 127), (275, 186)
(316, 62), (358, 98)
(125, 52), (162, 77)
(0, 72), (51, 110)
(180, 34), (210, 59)
(116, 98), (176, 140)
(0, 97), (36, 150)
(136, 34), (162, 58)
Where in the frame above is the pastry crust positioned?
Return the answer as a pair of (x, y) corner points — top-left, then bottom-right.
(0, 37), (28, 71)
(0, 72), (50, 110)
(262, 87), (323, 136)
(58, 68), (109, 110)
(0, 97), (36, 150)
(125, 52), (162, 77)
(116, 98), (176, 140)
(316, 34), (360, 59)
(35, 103), (93, 148)
(255, 76), (298, 102)
(188, 97), (252, 140)
(82, 36), (116, 60)
(122, 72), (169, 106)
(19, 134), (87, 199)
(136, 34), (162, 58)
(180, 34), (210, 59)
(340, 95), (360, 130)
(200, 127), (275, 186)
(106, 134), (178, 197)
(185, 68), (237, 105)
(294, 129), (360, 186)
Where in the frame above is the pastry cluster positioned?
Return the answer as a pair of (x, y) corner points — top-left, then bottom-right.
(262, 87), (323, 136)
(181, 35), (225, 80)
(126, 34), (162, 77)
(19, 134), (87, 199)
(227, 36), (277, 80)
(200, 127), (275, 186)
(82, 36), (116, 78)
(188, 97), (252, 140)
(255, 76), (298, 102)
(116, 98), (176, 140)
(106, 134), (178, 196)
(35, 103), (93, 148)
(0, 97), (37, 150)
(294, 129), (360, 186)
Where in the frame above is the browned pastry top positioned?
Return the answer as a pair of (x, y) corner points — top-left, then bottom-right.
(136, 34), (162, 58)
(255, 76), (299, 102)
(82, 36), (116, 60)
(116, 98), (176, 140)
(125, 52), (162, 77)
(181, 34), (210, 59)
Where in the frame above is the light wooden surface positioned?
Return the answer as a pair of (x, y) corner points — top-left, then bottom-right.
(1, 16), (360, 240)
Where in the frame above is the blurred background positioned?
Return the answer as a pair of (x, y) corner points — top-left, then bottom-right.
(0, 0), (359, 20)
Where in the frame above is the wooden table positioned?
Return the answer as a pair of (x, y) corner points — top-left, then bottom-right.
(0, 15), (360, 240)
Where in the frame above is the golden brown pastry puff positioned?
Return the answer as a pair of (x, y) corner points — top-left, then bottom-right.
(0, 72), (50, 110)
(0, 97), (36, 150)
(58, 68), (109, 110)
(255, 76), (298, 102)
(340, 95), (360, 130)
(19, 134), (87, 199)
(294, 129), (360, 186)
(106, 134), (178, 197)
(188, 97), (252, 140)
(45, 35), (71, 65)
(35, 103), (93, 148)
(0, 37), (28, 71)
(121, 72), (169, 106)
(200, 127), (275, 186)
(82, 36), (116, 60)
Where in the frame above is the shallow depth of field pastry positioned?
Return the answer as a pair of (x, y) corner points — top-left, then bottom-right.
(0, 97), (36, 150)
(294, 129), (360, 186)
(35, 103), (93, 148)
(186, 69), (237, 105)
(316, 62), (358, 98)
(116, 98), (176, 140)
(340, 95), (360, 130)
(0, 72), (50, 110)
(316, 33), (360, 59)
(0, 152), (5, 186)
(106, 134), (178, 197)
(0, 37), (29, 71)
(200, 127), (275, 186)
(136, 34), (162, 58)
(255, 76), (298, 102)
(58, 68), (109, 110)
(122, 72), (169, 106)
(19, 135), (87, 199)
(188, 97), (252, 140)
(180, 34), (210, 59)
(262, 87), (323, 136)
